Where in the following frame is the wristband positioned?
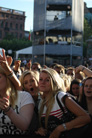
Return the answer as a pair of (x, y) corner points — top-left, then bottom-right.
(4, 106), (11, 113)
(62, 123), (67, 131)
(81, 67), (85, 72)
(7, 70), (14, 77)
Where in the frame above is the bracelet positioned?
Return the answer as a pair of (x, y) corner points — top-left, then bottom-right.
(4, 106), (11, 113)
(62, 123), (67, 131)
(7, 70), (14, 77)
(81, 67), (85, 72)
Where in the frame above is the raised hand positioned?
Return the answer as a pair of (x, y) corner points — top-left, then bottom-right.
(0, 49), (12, 75)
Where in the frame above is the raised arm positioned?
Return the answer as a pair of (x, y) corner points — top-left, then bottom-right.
(75, 65), (92, 77)
(0, 49), (22, 90)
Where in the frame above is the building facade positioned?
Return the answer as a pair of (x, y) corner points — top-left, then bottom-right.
(0, 7), (25, 40)
(32, 0), (84, 67)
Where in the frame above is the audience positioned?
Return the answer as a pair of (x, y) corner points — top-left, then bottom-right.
(0, 48), (92, 137)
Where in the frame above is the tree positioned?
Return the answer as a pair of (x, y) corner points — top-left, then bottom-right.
(0, 37), (32, 58)
(83, 18), (92, 57)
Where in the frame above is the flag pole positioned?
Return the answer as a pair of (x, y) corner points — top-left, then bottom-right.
(28, 28), (32, 61)
(28, 29), (31, 41)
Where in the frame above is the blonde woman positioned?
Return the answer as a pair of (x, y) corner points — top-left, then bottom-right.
(35, 68), (91, 138)
(0, 65), (34, 135)
(19, 70), (42, 135)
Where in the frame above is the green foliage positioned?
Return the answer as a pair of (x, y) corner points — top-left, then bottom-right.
(0, 37), (32, 57)
(83, 18), (92, 42)
(83, 42), (87, 57)
(83, 18), (92, 57)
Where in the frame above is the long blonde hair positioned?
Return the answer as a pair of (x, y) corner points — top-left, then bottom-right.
(39, 67), (66, 128)
(0, 66), (18, 108)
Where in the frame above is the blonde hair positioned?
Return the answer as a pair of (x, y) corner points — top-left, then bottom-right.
(0, 66), (18, 108)
(39, 67), (66, 128)
(60, 74), (72, 92)
(19, 70), (39, 90)
(54, 64), (65, 74)
(79, 71), (86, 80)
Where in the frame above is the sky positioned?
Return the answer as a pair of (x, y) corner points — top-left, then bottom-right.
(0, 0), (92, 31)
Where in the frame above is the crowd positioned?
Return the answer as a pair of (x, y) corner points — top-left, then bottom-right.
(0, 48), (92, 137)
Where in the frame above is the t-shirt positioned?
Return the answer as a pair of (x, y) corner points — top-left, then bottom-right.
(0, 91), (34, 135)
(41, 91), (66, 119)
(41, 91), (67, 134)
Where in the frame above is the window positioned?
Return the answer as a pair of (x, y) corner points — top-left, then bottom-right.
(20, 33), (22, 38)
(20, 17), (23, 20)
(1, 21), (4, 28)
(1, 14), (4, 17)
(4, 32), (8, 37)
(16, 24), (18, 29)
(20, 24), (22, 30)
(0, 31), (2, 38)
(5, 22), (8, 27)
(10, 23), (12, 29)
(16, 16), (18, 19)
(15, 32), (18, 38)
(6, 14), (9, 18)
(11, 32), (14, 37)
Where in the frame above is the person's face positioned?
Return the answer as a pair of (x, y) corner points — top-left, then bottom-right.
(23, 74), (38, 96)
(67, 69), (75, 77)
(32, 64), (40, 71)
(72, 84), (79, 96)
(26, 62), (31, 69)
(54, 67), (61, 74)
(0, 74), (7, 92)
(84, 79), (92, 98)
(39, 72), (51, 94)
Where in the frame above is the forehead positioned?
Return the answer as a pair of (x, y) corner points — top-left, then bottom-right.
(85, 79), (92, 83)
(40, 71), (50, 77)
(67, 69), (73, 72)
(24, 74), (34, 79)
(72, 84), (79, 87)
